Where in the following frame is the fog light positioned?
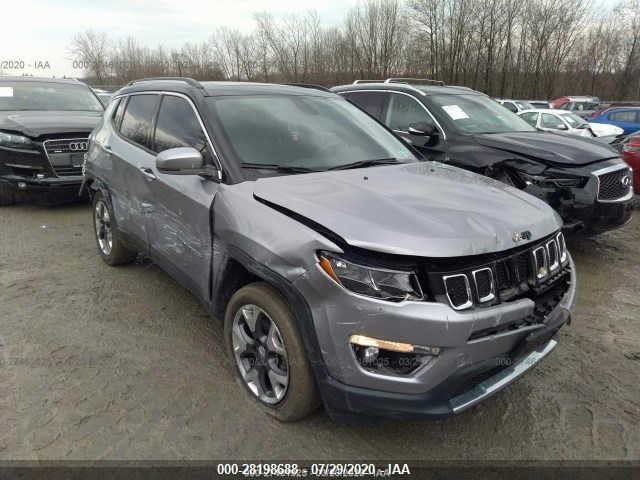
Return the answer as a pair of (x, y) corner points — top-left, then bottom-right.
(362, 346), (379, 365)
(350, 334), (440, 376)
(17, 182), (27, 189)
(36, 173), (45, 179)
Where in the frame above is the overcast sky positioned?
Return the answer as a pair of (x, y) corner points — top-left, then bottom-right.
(1, 0), (621, 78)
(0, 0), (359, 77)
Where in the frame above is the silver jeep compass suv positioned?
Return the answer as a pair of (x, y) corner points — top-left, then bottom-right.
(83, 78), (576, 421)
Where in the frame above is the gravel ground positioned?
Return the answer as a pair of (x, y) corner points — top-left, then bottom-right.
(0, 202), (638, 460)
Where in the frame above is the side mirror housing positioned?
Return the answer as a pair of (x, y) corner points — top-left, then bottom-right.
(408, 121), (436, 137)
(557, 124), (568, 131)
(156, 147), (204, 174)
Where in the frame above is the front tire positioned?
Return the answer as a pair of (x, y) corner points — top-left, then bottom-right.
(92, 191), (136, 265)
(224, 282), (320, 422)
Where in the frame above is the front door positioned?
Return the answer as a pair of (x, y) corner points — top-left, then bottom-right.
(146, 93), (219, 302)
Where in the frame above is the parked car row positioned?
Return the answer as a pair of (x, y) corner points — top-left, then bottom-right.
(517, 109), (623, 139)
(0, 75), (633, 423)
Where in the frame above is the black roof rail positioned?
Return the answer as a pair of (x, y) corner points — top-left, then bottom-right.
(127, 77), (205, 90)
(282, 83), (331, 92)
(385, 77), (445, 86)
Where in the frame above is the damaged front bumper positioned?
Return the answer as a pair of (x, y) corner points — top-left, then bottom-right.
(294, 255), (576, 420)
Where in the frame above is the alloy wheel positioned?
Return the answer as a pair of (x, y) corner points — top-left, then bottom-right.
(231, 304), (289, 404)
(94, 199), (113, 256)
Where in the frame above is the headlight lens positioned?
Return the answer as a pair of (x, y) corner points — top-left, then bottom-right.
(517, 171), (584, 188)
(0, 131), (36, 150)
(319, 253), (423, 302)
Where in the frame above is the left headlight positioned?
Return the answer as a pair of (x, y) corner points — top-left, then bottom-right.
(0, 131), (37, 151)
(318, 252), (423, 302)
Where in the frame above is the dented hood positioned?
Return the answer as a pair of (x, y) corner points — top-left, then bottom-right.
(253, 162), (561, 258)
(0, 110), (102, 138)
(473, 131), (619, 166)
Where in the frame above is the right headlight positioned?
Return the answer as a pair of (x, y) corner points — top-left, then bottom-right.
(0, 131), (37, 151)
(318, 252), (423, 302)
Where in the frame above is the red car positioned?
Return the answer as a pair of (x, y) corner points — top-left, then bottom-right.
(621, 132), (640, 193)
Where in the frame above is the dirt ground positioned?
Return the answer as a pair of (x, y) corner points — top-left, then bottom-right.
(0, 202), (638, 461)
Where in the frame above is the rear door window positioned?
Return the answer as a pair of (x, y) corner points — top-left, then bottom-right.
(609, 111), (637, 122)
(119, 94), (159, 150)
(342, 91), (388, 121)
(520, 112), (538, 127)
(541, 113), (565, 129)
(385, 93), (428, 131)
(112, 97), (126, 130)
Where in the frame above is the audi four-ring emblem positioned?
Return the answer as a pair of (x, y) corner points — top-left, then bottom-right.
(69, 141), (88, 151)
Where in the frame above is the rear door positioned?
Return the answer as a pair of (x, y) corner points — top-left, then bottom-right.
(108, 93), (160, 251)
(146, 93), (219, 302)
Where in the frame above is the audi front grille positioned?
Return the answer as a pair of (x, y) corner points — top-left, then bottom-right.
(43, 137), (89, 177)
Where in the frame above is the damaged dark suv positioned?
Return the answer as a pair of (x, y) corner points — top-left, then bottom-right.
(332, 79), (634, 235)
(83, 78), (575, 421)
(0, 76), (104, 205)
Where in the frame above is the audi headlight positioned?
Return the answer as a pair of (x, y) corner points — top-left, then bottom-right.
(318, 253), (423, 302)
(0, 131), (36, 151)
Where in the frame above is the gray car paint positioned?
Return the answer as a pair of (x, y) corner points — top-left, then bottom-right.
(85, 81), (575, 415)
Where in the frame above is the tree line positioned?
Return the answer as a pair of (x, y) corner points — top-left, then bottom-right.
(70, 0), (640, 100)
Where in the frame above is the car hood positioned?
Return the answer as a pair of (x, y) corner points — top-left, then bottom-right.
(253, 162), (560, 258)
(472, 131), (619, 166)
(0, 110), (103, 137)
(588, 122), (624, 137)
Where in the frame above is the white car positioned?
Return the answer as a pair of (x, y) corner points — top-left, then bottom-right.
(496, 99), (534, 113)
(518, 109), (624, 138)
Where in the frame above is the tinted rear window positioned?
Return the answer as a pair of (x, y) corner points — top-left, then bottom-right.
(119, 95), (158, 150)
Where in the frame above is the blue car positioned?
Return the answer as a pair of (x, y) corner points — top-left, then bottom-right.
(591, 107), (640, 134)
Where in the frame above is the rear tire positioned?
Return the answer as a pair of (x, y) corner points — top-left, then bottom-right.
(224, 282), (320, 422)
(92, 190), (137, 265)
(0, 182), (17, 206)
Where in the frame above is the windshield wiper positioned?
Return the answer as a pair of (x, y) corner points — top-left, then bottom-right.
(327, 158), (400, 171)
(241, 162), (319, 173)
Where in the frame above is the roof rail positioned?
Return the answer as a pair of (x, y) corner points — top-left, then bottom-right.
(385, 77), (445, 86)
(127, 77), (205, 90)
(353, 79), (385, 84)
(281, 83), (331, 92)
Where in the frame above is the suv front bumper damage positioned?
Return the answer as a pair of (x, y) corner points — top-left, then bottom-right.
(294, 256), (576, 420)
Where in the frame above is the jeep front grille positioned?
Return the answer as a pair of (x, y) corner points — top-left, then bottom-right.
(596, 167), (632, 202)
(438, 232), (569, 312)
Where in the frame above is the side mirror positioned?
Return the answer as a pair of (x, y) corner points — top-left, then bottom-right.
(408, 121), (436, 137)
(557, 124), (568, 131)
(156, 147), (204, 174)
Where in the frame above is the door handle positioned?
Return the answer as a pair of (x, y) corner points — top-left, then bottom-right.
(139, 166), (157, 181)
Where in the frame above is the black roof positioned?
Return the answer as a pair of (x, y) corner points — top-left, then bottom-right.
(331, 82), (483, 96)
(116, 78), (337, 98)
(0, 76), (85, 85)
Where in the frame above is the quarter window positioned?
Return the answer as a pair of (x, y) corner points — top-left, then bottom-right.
(119, 94), (159, 150)
(385, 93), (427, 131)
(112, 97), (126, 130)
(154, 96), (210, 160)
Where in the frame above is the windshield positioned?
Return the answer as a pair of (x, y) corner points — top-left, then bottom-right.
(0, 82), (104, 112)
(560, 113), (588, 128)
(208, 95), (416, 170)
(428, 94), (536, 134)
